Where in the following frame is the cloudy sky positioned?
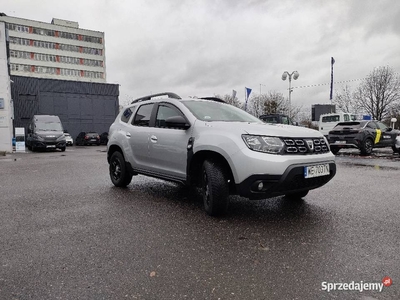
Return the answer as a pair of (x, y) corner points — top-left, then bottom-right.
(2, 0), (400, 112)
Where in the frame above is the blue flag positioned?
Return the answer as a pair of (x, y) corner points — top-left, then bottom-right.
(245, 87), (252, 101)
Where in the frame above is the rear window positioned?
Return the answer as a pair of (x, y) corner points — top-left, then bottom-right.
(333, 121), (365, 130)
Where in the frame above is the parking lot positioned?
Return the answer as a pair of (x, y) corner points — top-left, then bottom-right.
(0, 146), (399, 299)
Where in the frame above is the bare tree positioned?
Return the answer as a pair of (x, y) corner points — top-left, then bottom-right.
(354, 66), (400, 120)
(214, 94), (242, 108)
(246, 91), (302, 119)
(333, 85), (360, 113)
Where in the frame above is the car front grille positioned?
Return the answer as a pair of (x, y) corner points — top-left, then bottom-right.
(283, 138), (329, 155)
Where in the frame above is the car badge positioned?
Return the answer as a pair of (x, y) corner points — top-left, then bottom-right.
(306, 140), (314, 151)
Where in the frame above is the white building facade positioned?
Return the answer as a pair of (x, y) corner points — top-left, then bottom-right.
(0, 14), (106, 83)
(0, 21), (13, 152)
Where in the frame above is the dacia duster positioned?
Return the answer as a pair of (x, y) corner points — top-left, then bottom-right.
(107, 93), (336, 216)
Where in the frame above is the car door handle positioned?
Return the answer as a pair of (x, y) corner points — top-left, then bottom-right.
(126, 132), (131, 138)
(150, 135), (158, 143)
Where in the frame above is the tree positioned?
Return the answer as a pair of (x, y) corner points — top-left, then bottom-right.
(354, 66), (400, 120)
(333, 84), (360, 113)
(246, 91), (301, 120)
(214, 94), (242, 108)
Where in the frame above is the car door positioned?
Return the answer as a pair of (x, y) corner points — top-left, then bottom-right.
(376, 121), (395, 146)
(127, 103), (154, 171)
(147, 103), (192, 180)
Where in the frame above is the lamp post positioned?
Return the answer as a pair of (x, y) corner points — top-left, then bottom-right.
(281, 71), (299, 119)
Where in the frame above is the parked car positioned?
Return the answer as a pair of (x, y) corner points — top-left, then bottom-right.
(394, 134), (400, 154)
(259, 113), (297, 125)
(64, 133), (73, 146)
(26, 115), (66, 152)
(107, 92), (336, 216)
(319, 112), (357, 138)
(75, 132), (100, 146)
(100, 132), (108, 145)
(328, 120), (400, 155)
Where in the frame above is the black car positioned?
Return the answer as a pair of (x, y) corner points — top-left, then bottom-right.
(328, 120), (400, 155)
(75, 132), (100, 146)
(99, 132), (108, 145)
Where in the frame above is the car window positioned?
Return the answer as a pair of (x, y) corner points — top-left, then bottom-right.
(156, 104), (184, 128)
(366, 122), (377, 129)
(182, 100), (261, 122)
(376, 122), (387, 130)
(322, 115), (340, 122)
(121, 107), (134, 123)
(132, 104), (154, 127)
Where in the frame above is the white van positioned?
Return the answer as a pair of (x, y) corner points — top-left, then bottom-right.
(319, 112), (357, 137)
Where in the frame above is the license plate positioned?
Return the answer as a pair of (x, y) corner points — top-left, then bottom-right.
(46, 145), (56, 148)
(304, 164), (330, 178)
(335, 140), (346, 144)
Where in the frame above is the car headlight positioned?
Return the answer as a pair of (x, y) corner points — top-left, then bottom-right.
(57, 135), (66, 142)
(242, 135), (284, 154)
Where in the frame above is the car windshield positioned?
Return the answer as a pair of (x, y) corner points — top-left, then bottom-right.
(182, 100), (262, 122)
(36, 122), (63, 131)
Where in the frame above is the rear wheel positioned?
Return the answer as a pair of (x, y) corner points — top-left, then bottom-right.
(285, 190), (309, 200)
(202, 160), (229, 216)
(360, 138), (373, 156)
(109, 151), (132, 187)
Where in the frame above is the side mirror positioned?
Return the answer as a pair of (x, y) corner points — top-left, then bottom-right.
(165, 116), (190, 129)
(386, 127), (392, 132)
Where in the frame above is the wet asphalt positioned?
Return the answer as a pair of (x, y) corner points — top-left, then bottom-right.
(0, 146), (399, 300)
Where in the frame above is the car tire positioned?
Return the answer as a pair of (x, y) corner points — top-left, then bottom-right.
(202, 159), (229, 216)
(330, 147), (340, 155)
(27, 145), (32, 151)
(31, 145), (36, 152)
(392, 146), (400, 154)
(109, 151), (132, 187)
(360, 138), (373, 156)
(285, 190), (309, 200)
(61, 146), (66, 152)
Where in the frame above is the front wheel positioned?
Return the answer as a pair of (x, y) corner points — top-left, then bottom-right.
(60, 146), (66, 152)
(109, 151), (132, 187)
(392, 146), (400, 154)
(202, 160), (229, 216)
(285, 190), (309, 200)
(360, 138), (373, 156)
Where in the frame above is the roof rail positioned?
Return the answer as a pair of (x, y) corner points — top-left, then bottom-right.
(199, 97), (226, 103)
(131, 92), (181, 104)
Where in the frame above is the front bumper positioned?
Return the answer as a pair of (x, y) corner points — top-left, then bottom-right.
(32, 140), (66, 150)
(236, 162), (336, 200)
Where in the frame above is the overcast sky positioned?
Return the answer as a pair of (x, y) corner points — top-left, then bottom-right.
(3, 0), (400, 112)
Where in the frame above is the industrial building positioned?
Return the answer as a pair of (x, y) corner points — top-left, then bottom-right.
(0, 13), (119, 153)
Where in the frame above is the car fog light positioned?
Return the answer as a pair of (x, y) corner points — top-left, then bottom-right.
(258, 182), (264, 191)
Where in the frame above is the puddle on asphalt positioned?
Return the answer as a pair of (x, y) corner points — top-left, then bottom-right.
(343, 162), (400, 171)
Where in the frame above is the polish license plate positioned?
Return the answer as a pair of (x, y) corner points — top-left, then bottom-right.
(304, 164), (330, 178)
(46, 145), (56, 148)
(335, 140), (346, 144)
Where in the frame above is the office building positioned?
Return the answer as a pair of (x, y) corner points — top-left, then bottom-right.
(0, 13), (106, 83)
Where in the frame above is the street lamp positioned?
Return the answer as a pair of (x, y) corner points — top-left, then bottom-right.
(281, 71), (299, 119)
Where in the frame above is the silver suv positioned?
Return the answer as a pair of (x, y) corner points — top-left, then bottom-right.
(107, 93), (336, 216)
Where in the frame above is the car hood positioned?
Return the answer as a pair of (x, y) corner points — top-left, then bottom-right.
(202, 122), (323, 138)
